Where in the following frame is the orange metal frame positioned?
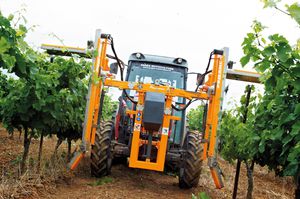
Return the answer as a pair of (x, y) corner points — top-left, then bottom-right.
(70, 34), (227, 189)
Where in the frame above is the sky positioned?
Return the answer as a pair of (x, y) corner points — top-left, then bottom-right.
(0, 0), (299, 109)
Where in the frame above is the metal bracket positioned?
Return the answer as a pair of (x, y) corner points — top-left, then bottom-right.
(164, 108), (172, 115)
(136, 104), (144, 111)
(68, 142), (86, 170)
(207, 85), (215, 97)
(208, 157), (218, 168)
(208, 157), (224, 189)
(128, 82), (135, 89)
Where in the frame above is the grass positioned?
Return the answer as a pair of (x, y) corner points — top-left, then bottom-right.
(10, 155), (22, 166)
(88, 176), (114, 186)
(192, 192), (210, 199)
(0, 152), (71, 199)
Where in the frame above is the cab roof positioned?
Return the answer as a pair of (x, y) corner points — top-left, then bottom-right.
(128, 52), (188, 68)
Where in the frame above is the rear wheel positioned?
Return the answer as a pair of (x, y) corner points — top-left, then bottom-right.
(90, 121), (113, 177)
(179, 131), (203, 188)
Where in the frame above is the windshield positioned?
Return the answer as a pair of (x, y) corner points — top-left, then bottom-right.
(126, 62), (186, 144)
(127, 62), (184, 89)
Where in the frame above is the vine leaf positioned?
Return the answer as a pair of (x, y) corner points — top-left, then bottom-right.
(263, 46), (275, 56)
(287, 3), (300, 25)
(240, 55), (251, 66)
(0, 37), (10, 54)
(1, 54), (16, 69)
(294, 103), (300, 115)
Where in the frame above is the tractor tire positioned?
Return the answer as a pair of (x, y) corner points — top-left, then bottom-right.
(90, 121), (113, 177)
(179, 131), (203, 188)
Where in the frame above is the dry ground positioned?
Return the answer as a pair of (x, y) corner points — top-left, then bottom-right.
(0, 127), (295, 199)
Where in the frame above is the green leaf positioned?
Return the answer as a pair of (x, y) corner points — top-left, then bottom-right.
(1, 54), (16, 68)
(291, 66), (300, 77)
(93, 50), (99, 57)
(16, 24), (27, 37)
(266, 76), (276, 88)
(198, 192), (210, 199)
(7, 14), (14, 21)
(240, 55), (250, 67)
(275, 42), (291, 62)
(293, 79), (300, 91)
(252, 20), (266, 33)
(282, 134), (294, 147)
(263, 46), (275, 56)
(258, 138), (265, 153)
(0, 37), (10, 54)
(286, 142), (300, 166)
(291, 121), (300, 136)
(191, 194), (197, 199)
(255, 61), (270, 72)
(269, 34), (288, 43)
(287, 3), (300, 25)
(91, 72), (101, 84)
(294, 103), (300, 115)
(261, 0), (278, 8)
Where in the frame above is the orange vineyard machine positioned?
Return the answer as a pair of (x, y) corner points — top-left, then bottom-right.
(42, 29), (260, 189)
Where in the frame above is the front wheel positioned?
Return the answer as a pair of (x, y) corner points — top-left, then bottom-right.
(90, 121), (113, 177)
(179, 131), (203, 188)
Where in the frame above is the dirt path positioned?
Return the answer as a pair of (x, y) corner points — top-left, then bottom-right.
(46, 160), (294, 199)
(0, 128), (295, 199)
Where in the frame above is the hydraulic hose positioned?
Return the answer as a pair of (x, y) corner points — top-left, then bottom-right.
(172, 51), (214, 111)
(102, 34), (137, 104)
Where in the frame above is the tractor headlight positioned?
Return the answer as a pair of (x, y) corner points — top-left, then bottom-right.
(136, 53), (141, 59)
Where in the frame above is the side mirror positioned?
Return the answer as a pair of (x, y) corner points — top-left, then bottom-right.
(87, 40), (94, 49)
(196, 73), (204, 86)
(110, 62), (119, 75)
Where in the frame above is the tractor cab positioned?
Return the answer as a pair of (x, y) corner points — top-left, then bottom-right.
(117, 53), (188, 146)
(126, 53), (188, 91)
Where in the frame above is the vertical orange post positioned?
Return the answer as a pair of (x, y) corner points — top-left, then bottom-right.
(156, 96), (172, 170)
(83, 37), (102, 143)
(90, 39), (109, 144)
(208, 55), (222, 157)
(199, 51), (227, 189)
(202, 54), (219, 160)
(208, 54), (225, 189)
(201, 51), (226, 189)
(69, 29), (103, 171)
(129, 92), (145, 166)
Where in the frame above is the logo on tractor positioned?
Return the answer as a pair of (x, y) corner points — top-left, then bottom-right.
(140, 63), (174, 72)
(134, 124), (141, 131)
(162, 127), (169, 135)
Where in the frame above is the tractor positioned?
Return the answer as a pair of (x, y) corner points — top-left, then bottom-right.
(91, 52), (203, 188)
(41, 29), (260, 189)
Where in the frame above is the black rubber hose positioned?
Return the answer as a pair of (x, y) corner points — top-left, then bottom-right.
(108, 36), (137, 104)
(109, 37), (124, 81)
(106, 54), (127, 67)
(172, 51), (214, 112)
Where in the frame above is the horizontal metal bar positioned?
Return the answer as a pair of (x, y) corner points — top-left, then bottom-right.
(41, 44), (90, 58)
(226, 69), (261, 83)
(104, 78), (209, 100)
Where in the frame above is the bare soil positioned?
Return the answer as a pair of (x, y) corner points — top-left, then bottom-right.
(0, 127), (295, 199)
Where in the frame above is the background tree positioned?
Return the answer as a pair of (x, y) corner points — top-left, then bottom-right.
(240, 1), (300, 197)
(0, 12), (117, 173)
(220, 85), (259, 199)
(187, 105), (204, 131)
